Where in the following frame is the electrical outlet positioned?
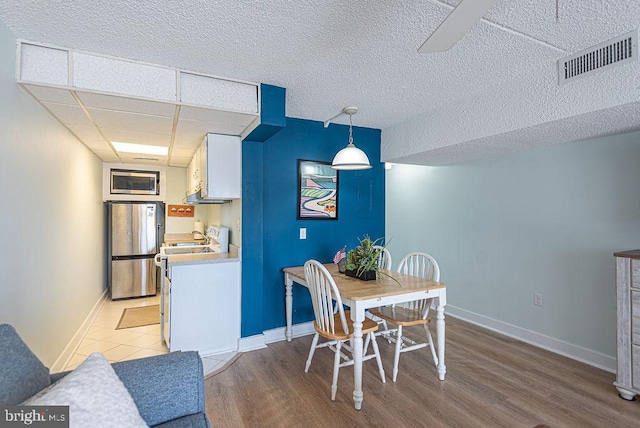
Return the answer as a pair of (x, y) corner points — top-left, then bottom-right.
(300, 228), (307, 240)
(533, 293), (543, 307)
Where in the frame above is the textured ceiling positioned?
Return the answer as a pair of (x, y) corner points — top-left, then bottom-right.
(1, 0), (639, 165)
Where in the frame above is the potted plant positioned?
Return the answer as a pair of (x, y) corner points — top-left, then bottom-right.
(344, 235), (384, 281)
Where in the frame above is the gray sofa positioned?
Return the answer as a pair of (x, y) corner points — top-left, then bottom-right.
(0, 324), (210, 427)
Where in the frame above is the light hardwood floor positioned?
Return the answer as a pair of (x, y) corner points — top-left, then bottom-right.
(204, 315), (640, 427)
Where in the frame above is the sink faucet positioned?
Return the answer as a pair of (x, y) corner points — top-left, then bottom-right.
(191, 230), (209, 243)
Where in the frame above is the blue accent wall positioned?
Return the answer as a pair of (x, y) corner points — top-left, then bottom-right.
(245, 84), (286, 142)
(242, 117), (384, 337)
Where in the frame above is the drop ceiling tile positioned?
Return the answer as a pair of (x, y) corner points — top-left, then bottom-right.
(81, 139), (112, 151)
(171, 147), (197, 158)
(174, 118), (245, 149)
(24, 84), (77, 105)
(169, 156), (192, 167)
(172, 135), (202, 150)
(91, 149), (120, 162)
(117, 152), (168, 165)
(101, 128), (171, 146)
(42, 102), (93, 126)
(87, 108), (174, 135)
(66, 124), (106, 142)
(77, 92), (176, 117)
(179, 105), (256, 126)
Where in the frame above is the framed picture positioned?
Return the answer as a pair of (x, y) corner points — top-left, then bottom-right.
(297, 159), (339, 220)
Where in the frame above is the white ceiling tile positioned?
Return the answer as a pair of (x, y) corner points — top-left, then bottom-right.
(24, 84), (77, 104)
(116, 152), (168, 165)
(77, 91), (176, 117)
(81, 139), (112, 151)
(171, 147), (197, 158)
(65, 124), (105, 142)
(87, 108), (173, 135)
(19, 43), (68, 85)
(41, 102), (93, 126)
(91, 149), (120, 161)
(73, 52), (177, 101)
(174, 118), (246, 149)
(179, 105), (256, 126)
(101, 128), (171, 146)
(180, 72), (258, 113)
(169, 157), (192, 167)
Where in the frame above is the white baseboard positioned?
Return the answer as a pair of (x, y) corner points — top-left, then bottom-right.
(50, 289), (109, 373)
(445, 305), (616, 373)
(238, 322), (315, 352)
(237, 334), (268, 352)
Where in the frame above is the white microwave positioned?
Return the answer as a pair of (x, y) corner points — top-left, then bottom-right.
(110, 169), (159, 195)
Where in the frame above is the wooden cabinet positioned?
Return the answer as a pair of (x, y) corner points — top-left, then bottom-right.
(200, 133), (241, 200)
(614, 250), (640, 400)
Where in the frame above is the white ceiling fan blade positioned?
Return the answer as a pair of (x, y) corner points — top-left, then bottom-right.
(418, 0), (498, 53)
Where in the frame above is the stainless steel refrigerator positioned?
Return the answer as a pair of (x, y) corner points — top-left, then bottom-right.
(107, 202), (164, 299)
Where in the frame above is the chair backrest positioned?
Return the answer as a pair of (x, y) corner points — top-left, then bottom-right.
(396, 252), (440, 318)
(304, 260), (349, 336)
(373, 246), (392, 270)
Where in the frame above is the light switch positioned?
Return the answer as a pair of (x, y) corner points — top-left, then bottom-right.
(300, 228), (307, 239)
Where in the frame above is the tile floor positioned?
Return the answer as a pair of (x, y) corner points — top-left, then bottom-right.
(63, 294), (238, 377)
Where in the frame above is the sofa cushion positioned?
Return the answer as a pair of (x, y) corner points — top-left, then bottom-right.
(24, 353), (147, 428)
(0, 324), (51, 405)
(152, 412), (210, 428)
(112, 351), (205, 426)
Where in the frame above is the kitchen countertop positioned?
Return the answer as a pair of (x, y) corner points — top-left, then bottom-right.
(165, 244), (240, 266)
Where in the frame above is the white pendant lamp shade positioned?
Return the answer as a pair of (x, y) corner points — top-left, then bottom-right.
(330, 106), (372, 170)
(332, 144), (372, 170)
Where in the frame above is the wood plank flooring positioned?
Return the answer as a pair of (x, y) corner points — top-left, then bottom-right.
(204, 315), (640, 427)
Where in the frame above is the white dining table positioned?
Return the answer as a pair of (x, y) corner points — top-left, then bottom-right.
(283, 263), (447, 410)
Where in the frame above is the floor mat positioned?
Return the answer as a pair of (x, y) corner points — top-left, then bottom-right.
(116, 305), (160, 329)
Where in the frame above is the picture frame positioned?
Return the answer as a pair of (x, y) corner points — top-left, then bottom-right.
(297, 159), (339, 220)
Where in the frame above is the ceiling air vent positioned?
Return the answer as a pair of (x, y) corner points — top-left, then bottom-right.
(558, 30), (638, 85)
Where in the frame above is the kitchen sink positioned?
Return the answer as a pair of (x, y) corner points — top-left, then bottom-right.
(162, 246), (216, 255)
(168, 241), (207, 247)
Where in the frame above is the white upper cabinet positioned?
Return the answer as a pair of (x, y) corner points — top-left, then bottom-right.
(186, 150), (202, 196)
(200, 134), (241, 200)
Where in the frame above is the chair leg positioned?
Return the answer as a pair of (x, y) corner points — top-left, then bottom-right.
(369, 332), (386, 383)
(363, 331), (371, 355)
(424, 324), (438, 366)
(392, 325), (403, 382)
(305, 333), (319, 373)
(331, 341), (342, 401)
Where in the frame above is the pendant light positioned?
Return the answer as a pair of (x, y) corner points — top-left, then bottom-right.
(327, 106), (372, 170)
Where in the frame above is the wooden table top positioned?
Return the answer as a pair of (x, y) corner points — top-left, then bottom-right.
(283, 263), (445, 301)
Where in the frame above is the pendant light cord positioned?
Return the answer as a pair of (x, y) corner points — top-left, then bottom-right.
(348, 114), (354, 146)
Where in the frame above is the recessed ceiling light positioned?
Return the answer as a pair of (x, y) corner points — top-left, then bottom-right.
(112, 142), (168, 156)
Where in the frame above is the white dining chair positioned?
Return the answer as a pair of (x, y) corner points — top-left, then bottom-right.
(368, 245), (392, 332)
(303, 260), (386, 400)
(369, 252), (440, 382)
(372, 245), (392, 270)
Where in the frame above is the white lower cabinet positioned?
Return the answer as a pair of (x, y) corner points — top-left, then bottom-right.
(166, 260), (241, 354)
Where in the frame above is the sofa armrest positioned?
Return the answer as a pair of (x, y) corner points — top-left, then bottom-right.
(111, 351), (206, 427)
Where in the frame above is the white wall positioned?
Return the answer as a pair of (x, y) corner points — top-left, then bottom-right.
(164, 167), (208, 234)
(386, 130), (640, 370)
(0, 22), (105, 366)
(220, 200), (241, 247)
